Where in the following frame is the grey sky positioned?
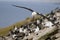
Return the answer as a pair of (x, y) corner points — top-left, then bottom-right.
(0, 0), (60, 3)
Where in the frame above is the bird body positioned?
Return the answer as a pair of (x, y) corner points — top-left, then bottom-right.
(12, 5), (41, 17)
(14, 27), (17, 31)
(32, 12), (37, 17)
(34, 26), (39, 33)
(44, 21), (53, 28)
(19, 28), (23, 33)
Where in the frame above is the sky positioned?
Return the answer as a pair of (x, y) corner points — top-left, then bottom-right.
(0, 0), (60, 3)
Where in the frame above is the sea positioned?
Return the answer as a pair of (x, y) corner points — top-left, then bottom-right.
(0, 1), (60, 28)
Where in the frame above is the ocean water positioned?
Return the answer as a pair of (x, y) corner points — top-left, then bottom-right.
(0, 1), (60, 28)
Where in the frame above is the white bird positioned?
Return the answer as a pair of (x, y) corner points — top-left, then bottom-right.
(34, 26), (39, 33)
(44, 21), (53, 28)
(23, 28), (27, 33)
(12, 5), (43, 17)
(12, 34), (16, 38)
(19, 27), (23, 33)
(37, 19), (40, 24)
(28, 33), (30, 36)
(14, 26), (17, 31)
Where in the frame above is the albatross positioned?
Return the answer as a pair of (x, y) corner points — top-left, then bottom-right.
(12, 5), (42, 17)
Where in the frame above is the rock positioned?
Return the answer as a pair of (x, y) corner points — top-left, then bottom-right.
(33, 26), (57, 40)
(0, 37), (3, 40)
(55, 33), (60, 38)
(5, 36), (13, 40)
(55, 38), (60, 40)
(0, 36), (6, 40)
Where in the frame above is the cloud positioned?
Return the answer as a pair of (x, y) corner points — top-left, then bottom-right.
(0, 0), (60, 3)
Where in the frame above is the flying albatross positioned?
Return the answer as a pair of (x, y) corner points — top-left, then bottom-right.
(12, 5), (44, 17)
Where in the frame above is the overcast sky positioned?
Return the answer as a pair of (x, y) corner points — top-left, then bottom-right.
(0, 0), (60, 3)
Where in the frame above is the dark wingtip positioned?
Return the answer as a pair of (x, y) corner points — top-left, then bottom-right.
(12, 4), (15, 6)
(12, 4), (18, 7)
(12, 5), (34, 12)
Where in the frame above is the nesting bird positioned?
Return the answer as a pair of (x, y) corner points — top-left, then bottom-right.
(37, 19), (40, 25)
(43, 18), (53, 28)
(34, 26), (39, 33)
(14, 26), (18, 31)
(19, 27), (23, 33)
(12, 34), (17, 39)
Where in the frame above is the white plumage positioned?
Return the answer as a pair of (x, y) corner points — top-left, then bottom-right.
(37, 20), (40, 24)
(14, 27), (17, 31)
(32, 12), (37, 17)
(19, 28), (23, 33)
(44, 21), (53, 28)
(34, 26), (39, 33)
(23, 29), (27, 33)
(12, 34), (16, 38)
